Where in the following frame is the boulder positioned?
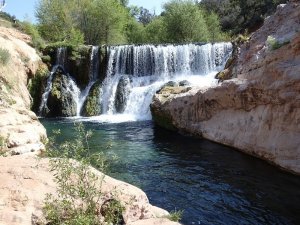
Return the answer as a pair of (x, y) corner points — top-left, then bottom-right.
(151, 2), (300, 174)
(81, 80), (102, 117)
(45, 69), (79, 117)
(115, 75), (131, 113)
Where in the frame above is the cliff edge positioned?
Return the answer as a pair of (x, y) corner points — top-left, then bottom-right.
(151, 2), (300, 174)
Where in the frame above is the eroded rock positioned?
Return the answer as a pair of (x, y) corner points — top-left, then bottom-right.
(151, 2), (300, 174)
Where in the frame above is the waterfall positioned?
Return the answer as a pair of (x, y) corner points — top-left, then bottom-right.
(38, 43), (232, 120)
(77, 46), (100, 115)
(99, 42), (232, 121)
(39, 47), (67, 115)
(39, 47), (80, 117)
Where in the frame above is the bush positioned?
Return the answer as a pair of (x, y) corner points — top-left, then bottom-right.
(28, 63), (49, 113)
(19, 21), (45, 50)
(0, 48), (10, 65)
(166, 209), (184, 222)
(43, 123), (124, 225)
(267, 35), (290, 50)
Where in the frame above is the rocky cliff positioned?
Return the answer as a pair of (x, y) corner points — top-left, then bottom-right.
(151, 2), (300, 174)
(0, 26), (46, 155)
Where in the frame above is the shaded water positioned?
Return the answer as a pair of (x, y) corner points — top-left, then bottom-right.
(42, 119), (300, 225)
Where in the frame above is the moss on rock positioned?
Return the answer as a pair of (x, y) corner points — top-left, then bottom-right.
(81, 81), (101, 117)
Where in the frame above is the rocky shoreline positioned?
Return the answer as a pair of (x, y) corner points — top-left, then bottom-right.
(151, 2), (300, 174)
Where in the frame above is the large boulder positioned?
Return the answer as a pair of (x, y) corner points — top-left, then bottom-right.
(45, 68), (79, 117)
(81, 80), (102, 117)
(115, 75), (131, 113)
(151, 2), (300, 174)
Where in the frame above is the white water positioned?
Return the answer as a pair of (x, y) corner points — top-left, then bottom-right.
(40, 43), (232, 121)
(39, 47), (66, 115)
(92, 42), (232, 122)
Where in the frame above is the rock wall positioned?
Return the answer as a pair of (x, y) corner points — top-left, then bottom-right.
(0, 26), (46, 155)
(151, 2), (300, 174)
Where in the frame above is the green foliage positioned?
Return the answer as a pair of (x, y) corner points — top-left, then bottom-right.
(0, 48), (10, 65)
(205, 11), (230, 42)
(43, 123), (124, 225)
(19, 21), (45, 50)
(36, 0), (129, 45)
(266, 35), (290, 50)
(125, 18), (146, 44)
(166, 209), (183, 222)
(163, 0), (209, 43)
(200, 0), (288, 35)
(28, 63), (49, 113)
(144, 17), (167, 44)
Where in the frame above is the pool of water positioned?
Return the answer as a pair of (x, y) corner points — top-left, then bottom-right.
(41, 119), (300, 225)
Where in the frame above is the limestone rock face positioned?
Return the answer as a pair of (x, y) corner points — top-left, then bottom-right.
(0, 26), (47, 155)
(151, 2), (300, 174)
(0, 155), (179, 225)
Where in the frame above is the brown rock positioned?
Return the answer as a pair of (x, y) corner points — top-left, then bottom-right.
(151, 2), (300, 174)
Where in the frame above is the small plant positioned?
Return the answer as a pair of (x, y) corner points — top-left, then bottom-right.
(267, 36), (290, 50)
(43, 123), (124, 225)
(165, 209), (184, 222)
(0, 135), (7, 154)
(0, 48), (10, 65)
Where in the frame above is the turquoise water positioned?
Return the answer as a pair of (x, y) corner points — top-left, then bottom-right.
(42, 119), (300, 225)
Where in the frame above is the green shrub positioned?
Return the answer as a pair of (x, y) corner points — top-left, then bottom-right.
(19, 21), (45, 50)
(0, 48), (10, 65)
(43, 123), (124, 225)
(267, 36), (290, 50)
(165, 209), (183, 222)
(28, 63), (49, 113)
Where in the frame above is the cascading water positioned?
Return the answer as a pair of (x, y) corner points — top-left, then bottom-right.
(39, 47), (80, 117)
(39, 43), (232, 120)
(39, 47), (67, 115)
(77, 46), (100, 115)
(98, 42), (232, 122)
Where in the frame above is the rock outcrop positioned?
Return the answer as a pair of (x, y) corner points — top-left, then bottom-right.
(0, 26), (46, 155)
(151, 2), (300, 174)
(81, 80), (102, 116)
(44, 68), (79, 117)
(115, 75), (131, 113)
(0, 155), (180, 225)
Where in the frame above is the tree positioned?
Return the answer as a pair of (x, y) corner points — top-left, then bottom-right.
(204, 12), (227, 42)
(144, 17), (167, 44)
(35, 0), (74, 43)
(200, 0), (288, 34)
(125, 18), (146, 44)
(163, 0), (209, 43)
(35, 0), (129, 45)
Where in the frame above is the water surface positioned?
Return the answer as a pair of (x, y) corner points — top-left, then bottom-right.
(42, 119), (300, 225)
